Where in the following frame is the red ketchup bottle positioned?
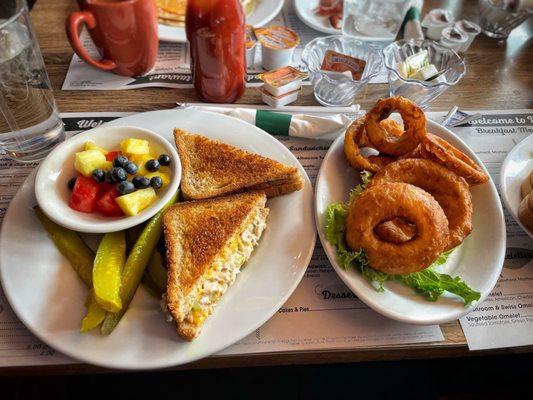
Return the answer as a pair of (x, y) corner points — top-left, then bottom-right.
(186, 0), (246, 103)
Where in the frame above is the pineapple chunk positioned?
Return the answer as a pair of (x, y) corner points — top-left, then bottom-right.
(102, 161), (113, 171)
(145, 171), (170, 189)
(131, 153), (155, 175)
(120, 138), (150, 156)
(84, 141), (109, 155)
(115, 188), (156, 216)
(74, 150), (108, 177)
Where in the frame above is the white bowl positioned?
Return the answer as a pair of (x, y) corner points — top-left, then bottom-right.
(35, 126), (181, 233)
(500, 134), (533, 239)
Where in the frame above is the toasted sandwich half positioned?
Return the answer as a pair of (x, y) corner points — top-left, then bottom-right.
(174, 128), (304, 200)
(163, 191), (269, 341)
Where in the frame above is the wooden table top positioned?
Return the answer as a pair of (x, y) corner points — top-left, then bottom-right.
(3, 0), (531, 375)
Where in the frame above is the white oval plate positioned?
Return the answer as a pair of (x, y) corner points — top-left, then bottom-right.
(500, 134), (533, 239)
(158, 0), (285, 43)
(315, 120), (506, 325)
(294, 0), (341, 35)
(0, 109), (315, 370)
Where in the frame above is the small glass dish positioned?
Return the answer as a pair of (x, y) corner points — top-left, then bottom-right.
(382, 39), (466, 109)
(301, 35), (382, 107)
(478, 0), (532, 39)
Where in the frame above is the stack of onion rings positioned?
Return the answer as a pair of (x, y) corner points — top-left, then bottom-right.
(341, 96), (488, 275)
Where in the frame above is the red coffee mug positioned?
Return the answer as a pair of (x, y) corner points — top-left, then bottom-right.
(66, 0), (158, 77)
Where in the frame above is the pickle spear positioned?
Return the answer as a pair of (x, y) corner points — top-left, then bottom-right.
(141, 271), (162, 298)
(93, 231), (126, 313)
(126, 224), (144, 253)
(35, 207), (94, 286)
(81, 291), (107, 332)
(146, 250), (167, 295)
(101, 192), (178, 334)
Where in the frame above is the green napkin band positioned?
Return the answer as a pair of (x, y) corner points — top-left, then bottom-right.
(255, 110), (293, 136)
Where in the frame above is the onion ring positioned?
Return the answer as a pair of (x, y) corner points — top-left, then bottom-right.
(365, 97), (427, 156)
(374, 217), (417, 244)
(413, 133), (489, 185)
(344, 117), (396, 173)
(345, 182), (449, 274)
(370, 158), (472, 250)
(379, 118), (404, 137)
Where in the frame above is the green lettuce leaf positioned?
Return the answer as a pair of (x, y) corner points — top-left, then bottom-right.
(324, 202), (348, 250)
(397, 269), (481, 306)
(323, 171), (481, 306)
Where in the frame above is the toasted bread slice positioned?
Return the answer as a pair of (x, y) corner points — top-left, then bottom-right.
(163, 191), (269, 340)
(174, 128), (304, 200)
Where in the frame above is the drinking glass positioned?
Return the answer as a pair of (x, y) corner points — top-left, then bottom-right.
(0, 0), (65, 163)
(342, 0), (411, 41)
(478, 0), (532, 39)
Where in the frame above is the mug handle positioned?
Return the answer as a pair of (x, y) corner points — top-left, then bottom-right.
(65, 11), (116, 71)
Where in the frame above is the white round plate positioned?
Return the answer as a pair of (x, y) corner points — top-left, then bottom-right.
(500, 134), (533, 239)
(158, 0), (285, 43)
(315, 120), (506, 325)
(294, 0), (341, 35)
(0, 109), (315, 369)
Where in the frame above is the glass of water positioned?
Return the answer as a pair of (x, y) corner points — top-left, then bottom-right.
(342, 0), (411, 41)
(0, 0), (65, 163)
(478, 0), (532, 39)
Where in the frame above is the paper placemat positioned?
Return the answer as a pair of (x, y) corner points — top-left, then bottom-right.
(0, 108), (531, 367)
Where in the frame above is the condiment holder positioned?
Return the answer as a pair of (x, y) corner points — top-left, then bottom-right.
(301, 35), (382, 107)
(382, 39), (466, 109)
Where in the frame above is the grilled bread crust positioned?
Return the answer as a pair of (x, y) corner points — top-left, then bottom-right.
(174, 129), (303, 200)
(163, 191), (267, 340)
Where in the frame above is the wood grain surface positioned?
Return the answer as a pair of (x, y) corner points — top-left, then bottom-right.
(2, 0), (531, 374)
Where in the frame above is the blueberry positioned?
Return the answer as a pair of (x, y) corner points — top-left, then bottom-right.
(67, 177), (77, 190)
(117, 180), (135, 195)
(145, 159), (160, 172)
(158, 154), (171, 166)
(92, 168), (105, 183)
(132, 175), (150, 189)
(150, 176), (163, 190)
(111, 167), (127, 182)
(124, 162), (138, 175)
(113, 155), (129, 168)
